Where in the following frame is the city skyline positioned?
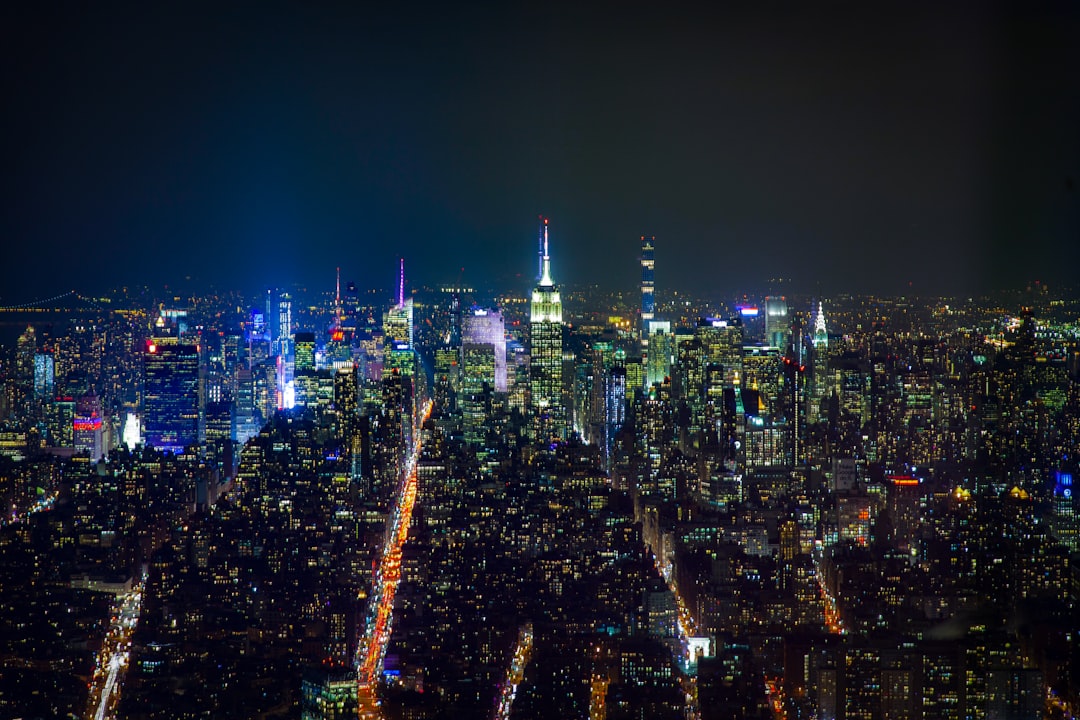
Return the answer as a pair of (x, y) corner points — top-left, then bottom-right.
(1, 233), (1079, 718)
(2, 3), (1079, 301)
(2, 5), (1080, 715)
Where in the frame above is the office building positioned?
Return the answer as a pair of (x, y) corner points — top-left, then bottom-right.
(143, 337), (200, 454)
(764, 296), (790, 351)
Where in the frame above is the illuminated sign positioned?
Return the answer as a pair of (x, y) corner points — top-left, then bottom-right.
(73, 417), (103, 432)
(738, 306), (760, 317)
(888, 475), (920, 487)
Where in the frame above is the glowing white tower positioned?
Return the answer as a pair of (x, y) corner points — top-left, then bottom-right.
(529, 217), (565, 440)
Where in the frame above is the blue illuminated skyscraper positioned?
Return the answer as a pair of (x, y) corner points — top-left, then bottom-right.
(143, 337), (200, 454)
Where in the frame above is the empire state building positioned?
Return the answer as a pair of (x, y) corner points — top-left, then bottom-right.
(529, 216), (566, 441)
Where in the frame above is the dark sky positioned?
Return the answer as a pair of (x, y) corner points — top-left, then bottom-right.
(2, 2), (1078, 301)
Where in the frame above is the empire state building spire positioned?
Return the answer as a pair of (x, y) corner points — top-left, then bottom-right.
(539, 216), (553, 288)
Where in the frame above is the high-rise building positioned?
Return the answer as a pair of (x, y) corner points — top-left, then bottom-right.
(646, 321), (672, 389)
(33, 352), (54, 400)
(294, 332), (316, 374)
(384, 258), (414, 349)
(764, 296), (790, 351)
(15, 325), (36, 418)
(530, 217), (565, 440)
(73, 392), (105, 460)
(809, 301), (829, 424)
(143, 337), (200, 454)
(277, 291), (292, 349)
(204, 399), (233, 474)
(461, 343), (496, 445)
(742, 345), (782, 419)
(45, 396), (75, 448)
(696, 317), (744, 389)
(641, 235), (655, 347)
(463, 308), (507, 392)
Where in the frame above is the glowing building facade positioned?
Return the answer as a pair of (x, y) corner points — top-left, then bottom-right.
(764, 296), (790, 351)
(529, 217), (565, 440)
(809, 301), (829, 424)
(143, 337), (200, 454)
(463, 308), (507, 392)
(641, 235), (655, 347)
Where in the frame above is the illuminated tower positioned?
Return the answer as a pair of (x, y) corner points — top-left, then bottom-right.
(640, 235), (655, 348)
(276, 291), (294, 409)
(529, 217), (565, 441)
(15, 325), (36, 418)
(330, 267), (345, 343)
(764, 296), (790, 351)
(384, 259), (417, 380)
(33, 351), (54, 400)
(809, 301), (829, 424)
(277, 291), (292, 354)
(384, 259), (414, 350)
(265, 289), (276, 344)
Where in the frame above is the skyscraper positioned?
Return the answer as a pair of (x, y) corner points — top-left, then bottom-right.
(460, 307), (503, 443)
(384, 258), (413, 349)
(73, 392), (105, 461)
(143, 337), (200, 454)
(383, 259), (421, 401)
(530, 217), (565, 441)
(15, 325), (36, 418)
(641, 235), (655, 347)
(809, 301), (829, 424)
(33, 352), (54, 400)
(764, 296), (790, 351)
(463, 308), (507, 392)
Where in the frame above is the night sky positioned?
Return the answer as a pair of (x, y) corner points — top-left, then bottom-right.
(2, 2), (1079, 301)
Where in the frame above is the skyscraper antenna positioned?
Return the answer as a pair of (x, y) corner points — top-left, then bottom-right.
(335, 267), (342, 330)
(399, 258), (405, 308)
(538, 215), (547, 281)
(539, 217), (553, 287)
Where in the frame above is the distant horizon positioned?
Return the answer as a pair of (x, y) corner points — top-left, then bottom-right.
(0, 272), (1075, 313)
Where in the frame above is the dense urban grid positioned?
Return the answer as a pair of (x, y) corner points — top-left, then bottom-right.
(2, 222), (1079, 720)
